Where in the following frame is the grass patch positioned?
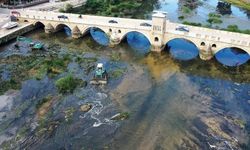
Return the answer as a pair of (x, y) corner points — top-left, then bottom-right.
(0, 79), (20, 95)
(111, 68), (126, 78)
(29, 55), (71, 79)
(0, 56), (42, 94)
(55, 75), (78, 93)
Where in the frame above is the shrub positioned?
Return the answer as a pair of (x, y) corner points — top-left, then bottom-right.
(59, 8), (65, 13)
(182, 21), (202, 26)
(178, 16), (185, 20)
(65, 4), (73, 13)
(207, 13), (223, 24)
(208, 13), (221, 18)
(207, 18), (223, 24)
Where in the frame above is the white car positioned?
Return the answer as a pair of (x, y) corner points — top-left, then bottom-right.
(1, 22), (19, 30)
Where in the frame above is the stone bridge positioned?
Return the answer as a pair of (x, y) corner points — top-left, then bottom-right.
(16, 10), (250, 60)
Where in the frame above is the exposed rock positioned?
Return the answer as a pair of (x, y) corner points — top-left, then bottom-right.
(0, 90), (19, 121)
(80, 104), (92, 112)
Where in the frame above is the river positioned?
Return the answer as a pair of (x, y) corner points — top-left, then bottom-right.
(157, 0), (250, 29)
(0, 0), (250, 150)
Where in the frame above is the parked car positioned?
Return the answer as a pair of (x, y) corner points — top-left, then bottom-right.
(1, 22), (19, 30)
(140, 22), (152, 27)
(175, 26), (189, 32)
(108, 20), (118, 23)
(58, 15), (68, 19)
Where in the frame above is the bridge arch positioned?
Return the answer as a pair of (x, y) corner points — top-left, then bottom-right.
(81, 26), (109, 36)
(164, 37), (199, 48)
(120, 31), (151, 44)
(33, 21), (45, 28)
(120, 31), (151, 52)
(214, 47), (250, 66)
(164, 38), (199, 61)
(54, 23), (73, 31)
(81, 26), (110, 46)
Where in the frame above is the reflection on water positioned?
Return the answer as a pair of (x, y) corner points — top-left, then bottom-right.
(90, 27), (109, 46)
(111, 52), (250, 149)
(63, 27), (72, 37)
(126, 32), (151, 54)
(157, 0), (250, 29)
(215, 48), (250, 66)
(165, 39), (199, 61)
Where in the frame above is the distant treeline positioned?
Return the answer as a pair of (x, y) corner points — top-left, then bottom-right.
(60, 0), (159, 19)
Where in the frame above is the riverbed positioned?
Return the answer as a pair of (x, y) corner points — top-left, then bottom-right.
(0, 27), (249, 149)
(0, 0), (250, 149)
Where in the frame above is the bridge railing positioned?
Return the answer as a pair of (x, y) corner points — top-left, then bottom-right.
(18, 10), (153, 32)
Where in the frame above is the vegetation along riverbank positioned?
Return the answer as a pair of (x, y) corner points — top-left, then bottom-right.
(223, 0), (250, 10)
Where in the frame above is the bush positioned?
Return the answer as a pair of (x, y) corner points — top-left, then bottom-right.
(208, 13), (221, 18)
(65, 4), (73, 13)
(227, 25), (239, 30)
(178, 16), (185, 20)
(59, 8), (65, 13)
(207, 18), (223, 24)
(55, 75), (78, 93)
(182, 21), (202, 26)
(207, 13), (223, 24)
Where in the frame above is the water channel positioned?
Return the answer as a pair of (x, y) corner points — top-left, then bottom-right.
(0, 0), (250, 149)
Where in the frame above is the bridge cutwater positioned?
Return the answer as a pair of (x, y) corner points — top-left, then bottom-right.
(16, 10), (250, 60)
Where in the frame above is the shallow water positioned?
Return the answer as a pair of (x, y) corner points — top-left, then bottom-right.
(1, 0), (250, 148)
(0, 29), (250, 149)
(157, 0), (250, 29)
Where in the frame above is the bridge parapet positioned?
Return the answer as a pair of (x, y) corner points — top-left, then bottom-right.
(165, 22), (250, 48)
